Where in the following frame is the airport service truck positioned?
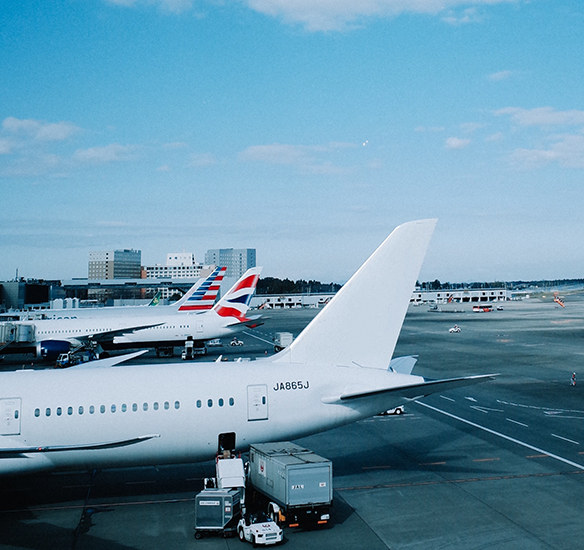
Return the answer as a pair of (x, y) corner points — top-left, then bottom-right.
(247, 442), (333, 527)
(273, 332), (293, 352)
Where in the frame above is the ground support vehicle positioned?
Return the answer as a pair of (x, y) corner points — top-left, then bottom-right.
(194, 487), (241, 539)
(449, 325), (461, 333)
(273, 332), (293, 352)
(230, 337), (243, 346)
(237, 511), (283, 546)
(247, 442), (333, 527)
(378, 405), (405, 416)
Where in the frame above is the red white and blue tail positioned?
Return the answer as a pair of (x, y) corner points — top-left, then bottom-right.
(213, 267), (262, 322)
(177, 266), (226, 312)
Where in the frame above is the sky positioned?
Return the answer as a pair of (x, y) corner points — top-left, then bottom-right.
(1, 0), (583, 285)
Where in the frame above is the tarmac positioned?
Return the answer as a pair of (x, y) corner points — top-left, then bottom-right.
(1, 297), (583, 549)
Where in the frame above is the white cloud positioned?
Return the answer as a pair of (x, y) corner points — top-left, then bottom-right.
(238, 142), (357, 174)
(460, 122), (484, 134)
(445, 137), (471, 150)
(510, 134), (584, 169)
(0, 139), (13, 154)
(242, 0), (515, 31)
(495, 107), (584, 127)
(488, 70), (513, 81)
(104, 0), (194, 14)
(188, 152), (217, 167)
(441, 7), (483, 25)
(2, 117), (80, 141)
(73, 143), (139, 164)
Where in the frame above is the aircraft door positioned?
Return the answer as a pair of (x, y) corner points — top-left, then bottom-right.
(1, 398), (21, 436)
(247, 385), (268, 421)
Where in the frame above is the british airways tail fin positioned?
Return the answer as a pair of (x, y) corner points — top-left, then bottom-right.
(274, 219), (437, 368)
(213, 267), (262, 322)
(175, 266), (226, 311)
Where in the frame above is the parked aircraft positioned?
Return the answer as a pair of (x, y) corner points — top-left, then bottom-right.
(37, 266), (227, 320)
(0, 220), (494, 476)
(0, 267), (260, 360)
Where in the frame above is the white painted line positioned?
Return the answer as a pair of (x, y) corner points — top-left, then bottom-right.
(470, 406), (489, 414)
(415, 401), (584, 471)
(506, 418), (528, 428)
(440, 395), (455, 402)
(551, 434), (580, 445)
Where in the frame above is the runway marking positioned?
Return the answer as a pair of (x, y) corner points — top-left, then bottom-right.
(526, 454), (550, 459)
(362, 465), (392, 470)
(498, 399), (584, 416)
(506, 418), (528, 427)
(473, 457), (500, 462)
(465, 397), (477, 402)
(419, 461), (446, 466)
(415, 401), (584, 471)
(551, 434), (580, 445)
(440, 395), (455, 402)
(335, 470), (583, 493)
(241, 330), (274, 346)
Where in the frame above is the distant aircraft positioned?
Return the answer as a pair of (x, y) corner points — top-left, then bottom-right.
(0, 267), (259, 360)
(39, 266), (227, 319)
(0, 220), (494, 476)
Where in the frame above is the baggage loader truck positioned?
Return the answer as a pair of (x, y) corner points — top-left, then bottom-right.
(247, 442), (333, 527)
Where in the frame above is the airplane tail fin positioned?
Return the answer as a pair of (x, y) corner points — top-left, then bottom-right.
(176, 266), (226, 311)
(213, 267), (262, 322)
(274, 219), (437, 369)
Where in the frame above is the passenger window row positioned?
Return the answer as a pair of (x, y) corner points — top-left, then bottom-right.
(33, 396), (236, 418)
(196, 397), (235, 408)
(34, 400), (180, 418)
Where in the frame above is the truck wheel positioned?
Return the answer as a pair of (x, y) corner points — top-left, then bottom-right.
(238, 528), (245, 542)
(194, 531), (202, 539)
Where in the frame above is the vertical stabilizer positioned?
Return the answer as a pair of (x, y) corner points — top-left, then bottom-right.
(213, 267), (262, 321)
(176, 266), (226, 311)
(274, 219), (437, 369)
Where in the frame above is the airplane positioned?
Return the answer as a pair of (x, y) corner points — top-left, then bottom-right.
(0, 219), (495, 476)
(36, 266), (227, 320)
(0, 267), (259, 361)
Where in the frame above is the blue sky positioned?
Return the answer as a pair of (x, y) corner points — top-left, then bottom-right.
(1, 0), (583, 284)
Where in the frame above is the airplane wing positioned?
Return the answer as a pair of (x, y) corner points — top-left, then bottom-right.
(224, 314), (264, 329)
(68, 349), (149, 369)
(73, 321), (167, 344)
(322, 374), (497, 405)
(0, 434), (160, 457)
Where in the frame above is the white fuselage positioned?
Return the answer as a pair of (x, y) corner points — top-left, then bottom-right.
(20, 309), (242, 351)
(0, 359), (422, 476)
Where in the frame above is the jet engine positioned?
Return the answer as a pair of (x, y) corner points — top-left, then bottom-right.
(36, 340), (71, 361)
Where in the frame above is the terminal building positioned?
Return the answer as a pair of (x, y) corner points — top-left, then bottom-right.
(205, 249), (256, 278)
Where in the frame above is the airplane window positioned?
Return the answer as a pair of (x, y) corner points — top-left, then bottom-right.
(122, 404), (127, 412)
(207, 399), (213, 408)
(35, 408), (40, 417)
(175, 400), (180, 409)
(153, 402), (159, 410)
(143, 403), (148, 411)
(68, 407), (73, 416)
(229, 398), (234, 406)
(111, 404), (116, 413)
(132, 403), (138, 412)
(56, 407), (62, 416)
(15, 410), (19, 419)
(90, 405), (95, 414)
(164, 401), (170, 410)
(46, 408), (51, 417)
(79, 406), (84, 415)
(262, 397), (266, 405)
(100, 405), (106, 414)
(196, 400), (201, 408)
(219, 398), (224, 407)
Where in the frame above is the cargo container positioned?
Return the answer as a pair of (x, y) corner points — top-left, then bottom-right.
(194, 487), (241, 539)
(248, 442), (332, 527)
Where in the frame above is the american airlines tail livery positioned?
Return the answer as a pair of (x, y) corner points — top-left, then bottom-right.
(0, 220), (494, 476)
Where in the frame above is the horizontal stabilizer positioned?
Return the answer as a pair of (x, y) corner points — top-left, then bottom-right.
(323, 374), (497, 404)
(69, 349), (149, 369)
(0, 434), (160, 457)
(388, 355), (418, 374)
